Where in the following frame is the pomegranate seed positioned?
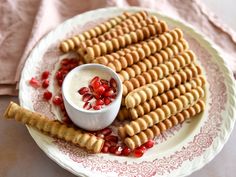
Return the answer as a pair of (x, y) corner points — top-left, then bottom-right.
(93, 105), (102, 110)
(60, 59), (70, 65)
(78, 87), (89, 95)
(144, 140), (155, 148)
(90, 76), (100, 85)
(100, 128), (112, 136)
(56, 71), (63, 80)
(29, 77), (40, 88)
(82, 93), (93, 102)
(41, 71), (50, 80)
(109, 146), (117, 154)
(96, 99), (104, 105)
(122, 147), (132, 156)
(43, 91), (52, 100)
(92, 80), (100, 89)
(115, 146), (123, 156)
(104, 97), (111, 105)
(105, 135), (118, 143)
(103, 89), (114, 97)
(110, 78), (117, 88)
(97, 134), (105, 138)
(58, 79), (63, 87)
(103, 84), (110, 90)
(104, 141), (112, 147)
(53, 96), (63, 105)
(83, 102), (92, 110)
(134, 148), (144, 158)
(42, 79), (49, 88)
(137, 145), (146, 151)
(94, 86), (106, 95)
(89, 85), (94, 92)
(101, 146), (109, 153)
(93, 93), (101, 99)
(100, 79), (108, 85)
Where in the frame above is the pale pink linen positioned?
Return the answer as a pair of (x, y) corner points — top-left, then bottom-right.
(1, 0), (236, 95)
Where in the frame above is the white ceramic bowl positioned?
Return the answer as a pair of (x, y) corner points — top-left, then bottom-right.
(62, 64), (122, 131)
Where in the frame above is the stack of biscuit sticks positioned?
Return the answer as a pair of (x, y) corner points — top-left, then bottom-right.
(59, 11), (206, 150)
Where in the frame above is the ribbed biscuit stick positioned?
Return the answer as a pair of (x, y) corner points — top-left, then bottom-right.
(93, 39), (189, 76)
(118, 86), (205, 138)
(122, 50), (196, 96)
(82, 21), (169, 62)
(123, 99), (205, 149)
(78, 16), (160, 50)
(124, 63), (202, 108)
(117, 75), (205, 120)
(4, 102), (104, 153)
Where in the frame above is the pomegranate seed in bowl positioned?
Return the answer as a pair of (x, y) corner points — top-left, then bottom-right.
(78, 87), (89, 95)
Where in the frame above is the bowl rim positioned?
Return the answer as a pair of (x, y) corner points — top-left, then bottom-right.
(62, 63), (123, 114)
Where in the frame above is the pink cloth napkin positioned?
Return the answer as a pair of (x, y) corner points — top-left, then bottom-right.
(1, 0), (236, 96)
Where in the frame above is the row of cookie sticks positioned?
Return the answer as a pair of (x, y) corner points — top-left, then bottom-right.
(59, 11), (206, 150)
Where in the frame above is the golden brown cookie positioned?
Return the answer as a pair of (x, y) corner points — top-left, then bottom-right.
(4, 102), (104, 153)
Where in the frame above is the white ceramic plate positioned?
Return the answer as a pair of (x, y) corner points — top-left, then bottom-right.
(19, 7), (236, 177)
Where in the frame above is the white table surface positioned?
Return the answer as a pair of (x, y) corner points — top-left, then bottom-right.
(0, 1), (236, 177)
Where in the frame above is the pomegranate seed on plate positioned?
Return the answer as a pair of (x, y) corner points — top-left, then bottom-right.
(43, 91), (52, 100)
(101, 146), (109, 153)
(58, 79), (63, 87)
(93, 105), (102, 110)
(115, 146), (123, 156)
(137, 145), (146, 152)
(104, 97), (111, 105)
(134, 148), (144, 158)
(53, 96), (62, 105)
(56, 71), (63, 80)
(100, 79), (108, 85)
(60, 59), (70, 65)
(100, 127), (112, 136)
(82, 93), (93, 102)
(78, 87), (89, 95)
(104, 141), (112, 147)
(95, 99), (104, 105)
(144, 140), (155, 148)
(42, 79), (49, 88)
(105, 135), (118, 143)
(110, 78), (117, 88)
(122, 147), (131, 156)
(83, 102), (92, 110)
(109, 146), (117, 154)
(41, 71), (50, 80)
(29, 77), (40, 88)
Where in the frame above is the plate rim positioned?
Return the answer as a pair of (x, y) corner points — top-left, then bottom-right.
(19, 6), (236, 177)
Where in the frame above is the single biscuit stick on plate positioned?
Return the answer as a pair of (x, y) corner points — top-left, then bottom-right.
(119, 86), (205, 137)
(123, 99), (205, 149)
(4, 102), (104, 153)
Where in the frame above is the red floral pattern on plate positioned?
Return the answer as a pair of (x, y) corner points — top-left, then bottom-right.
(31, 22), (227, 176)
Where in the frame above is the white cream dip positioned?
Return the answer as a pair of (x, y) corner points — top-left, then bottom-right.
(68, 68), (111, 108)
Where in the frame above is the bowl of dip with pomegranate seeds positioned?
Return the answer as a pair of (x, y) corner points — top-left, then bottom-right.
(62, 63), (122, 131)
